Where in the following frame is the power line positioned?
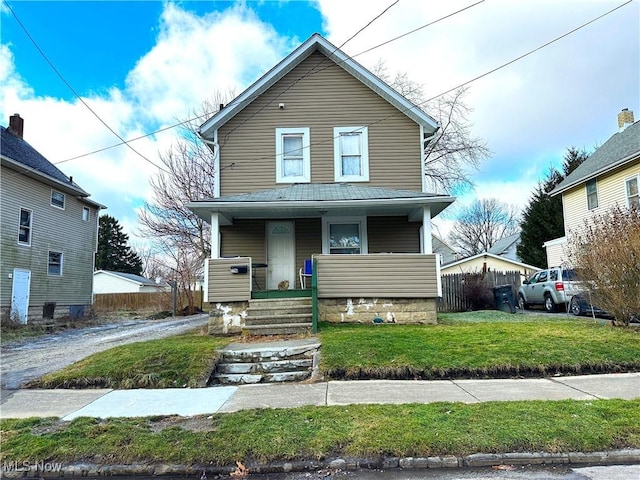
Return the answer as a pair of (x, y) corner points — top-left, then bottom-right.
(217, 0), (634, 171)
(55, 1), (485, 164)
(3, 0), (170, 174)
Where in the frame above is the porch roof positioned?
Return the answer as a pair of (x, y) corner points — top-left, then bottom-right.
(187, 183), (455, 224)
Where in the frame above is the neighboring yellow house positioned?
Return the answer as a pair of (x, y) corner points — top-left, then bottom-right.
(440, 252), (540, 280)
(544, 109), (640, 267)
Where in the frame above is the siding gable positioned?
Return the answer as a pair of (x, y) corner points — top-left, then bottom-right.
(218, 51), (423, 195)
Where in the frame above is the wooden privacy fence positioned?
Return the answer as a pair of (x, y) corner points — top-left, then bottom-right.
(438, 270), (523, 312)
(93, 290), (204, 313)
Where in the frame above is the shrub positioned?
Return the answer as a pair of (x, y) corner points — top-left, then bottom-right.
(568, 205), (640, 326)
(463, 273), (494, 311)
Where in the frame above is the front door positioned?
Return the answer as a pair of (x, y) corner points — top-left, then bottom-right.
(266, 221), (295, 290)
(11, 268), (31, 324)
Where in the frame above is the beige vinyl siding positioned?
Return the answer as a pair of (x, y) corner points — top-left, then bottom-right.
(562, 160), (640, 234)
(316, 254), (438, 298)
(368, 217), (420, 253)
(208, 257), (251, 302)
(220, 220), (267, 288)
(218, 51), (422, 195)
(544, 240), (567, 269)
(1, 166), (99, 309)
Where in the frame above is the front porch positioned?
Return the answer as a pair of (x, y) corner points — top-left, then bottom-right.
(205, 254), (441, 335)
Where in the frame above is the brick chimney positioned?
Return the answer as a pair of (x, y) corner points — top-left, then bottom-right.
(617, 108), (634, 132)
(8, 113), (24, 139)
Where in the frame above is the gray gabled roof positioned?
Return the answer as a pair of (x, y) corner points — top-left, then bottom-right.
(95, 270), (161, 287)
(487, 232), (520, 256)
(1, 126), (88, 195)
(550, 120), (640, 196)
(199, 33), (438, 139)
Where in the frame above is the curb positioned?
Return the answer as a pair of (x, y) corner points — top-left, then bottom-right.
(3, 449), (639, 478)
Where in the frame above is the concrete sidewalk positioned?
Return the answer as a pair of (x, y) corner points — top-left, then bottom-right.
(1, 372), (638, 419)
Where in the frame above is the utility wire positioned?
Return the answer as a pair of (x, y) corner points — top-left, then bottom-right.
(217, 0), (634, 171)
(3, 0), (170, 173)
(55, 1), (484, 164)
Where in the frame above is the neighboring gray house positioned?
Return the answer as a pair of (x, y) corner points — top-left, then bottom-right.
(432, 234), (459, 265)
(1, 114), (104, 323)
(93, 270), (170, 294)
(487, 232), (521, 262)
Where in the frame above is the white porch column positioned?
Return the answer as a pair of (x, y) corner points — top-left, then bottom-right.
(422, 206), (433, 254)
(210, 212), (220, 259)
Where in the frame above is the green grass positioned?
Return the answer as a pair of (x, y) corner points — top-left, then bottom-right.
(319, 315), (640, 379)
(1, 400), (639, 465)
(27, 330), (232, 389)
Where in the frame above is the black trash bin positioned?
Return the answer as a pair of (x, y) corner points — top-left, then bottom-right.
(43, 302), (56, 319)
(492, 285), (516, 314)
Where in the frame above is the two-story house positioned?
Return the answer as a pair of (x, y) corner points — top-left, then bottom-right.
(544, 109), (639, 267)
(1, 114), (104, 323)
(187, 34), (455, 334)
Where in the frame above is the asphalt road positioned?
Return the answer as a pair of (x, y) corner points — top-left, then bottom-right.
(0, 314), (209, 389)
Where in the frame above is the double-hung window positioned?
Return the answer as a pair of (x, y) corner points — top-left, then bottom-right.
(48, 251), (63, 276)
(275, 127), (310, 183)
(586, 179), (598, 210)
(626, 176), (639, 207)
(322, 217), (368, 255)
(51, 190), (65, 209)
(82, 206), (90, 221)
(18, 208), (32, 245)
(334, 126), (369, 182)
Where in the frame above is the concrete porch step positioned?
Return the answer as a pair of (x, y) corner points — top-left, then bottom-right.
(247, 305), (312, 317)
(244, 313), (312, 326)
(217, 358), (313, 374)
(215, 371), (312, 385)
(243, 323), (313, 335)
(248, 298), (312, 308)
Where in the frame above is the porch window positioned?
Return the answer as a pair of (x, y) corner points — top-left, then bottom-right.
(626, 176), (639, 207)
(275, 127), (310, 183)
(334, 126), (369, 182)
(586, 179), (598, 210)
(18, 208), (32, 245)
(322, 217), (368, 254)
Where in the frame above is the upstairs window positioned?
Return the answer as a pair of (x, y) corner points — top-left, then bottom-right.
(48, 251), (63, 276)
(18, 208), (32, 245)
(334, 126), (369, 182)
(51, 190), (65, 209)
(626, 176), (639, 207)
(275, 127), (310, 183)
(586, 179), (598, 210)
(82, 206), (90, 221)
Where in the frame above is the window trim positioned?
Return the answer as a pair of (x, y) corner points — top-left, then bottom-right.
(275, 127), (310, 183)
(333, 126), (369, 182)
(586, 179), (598, 210)
(625, 174), (640, 208)
(82, 206), (90, 221)
(47, 250), (63, 276)
(51, 190), (65, 209)
(321, 216), (368, 255)
(18, 208), (32, 246)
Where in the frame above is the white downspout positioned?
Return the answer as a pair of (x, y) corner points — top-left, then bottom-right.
(210, 212), (220, 259)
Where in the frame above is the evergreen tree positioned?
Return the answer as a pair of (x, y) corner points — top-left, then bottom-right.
(517, 148), (589, 267)
(95, 215), (143, 275)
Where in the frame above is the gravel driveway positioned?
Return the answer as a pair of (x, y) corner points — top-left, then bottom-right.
(0, 314), (209, 390)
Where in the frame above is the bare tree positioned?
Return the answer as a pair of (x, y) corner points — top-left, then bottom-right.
(568, 205), (640, 326)
(373, 61), (490, 193)
(448, 198), (520, 256)
(139, 93), (233, 311)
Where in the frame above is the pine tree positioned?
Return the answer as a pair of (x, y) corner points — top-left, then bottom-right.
(517, 148), (589, 267)
(95, 215), (143, 275)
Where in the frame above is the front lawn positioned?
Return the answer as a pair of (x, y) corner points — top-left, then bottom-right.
(27, 331), (232, 389)
(319, 314), (640, 379)
(1, 399), (639, 465)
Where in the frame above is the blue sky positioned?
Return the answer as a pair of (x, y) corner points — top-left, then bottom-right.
(2, 0), (639, 242)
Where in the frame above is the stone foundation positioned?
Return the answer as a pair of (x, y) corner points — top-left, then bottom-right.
(208, 301), (249, 335)
(319, 298), (437, 324)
